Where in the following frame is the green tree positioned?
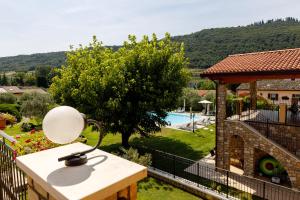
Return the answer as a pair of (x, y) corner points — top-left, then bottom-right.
(13, 72), (26, 86)
(24, 72), (36, 86)
(35, 66), (52, 87)
(197, 79), (216, 90)
(50, 34), (189, 147)
(178, 88), (203, 111)
(47, 67), (60, 86)
(2, 73), (8, 85)
(20, 92), (54, 122)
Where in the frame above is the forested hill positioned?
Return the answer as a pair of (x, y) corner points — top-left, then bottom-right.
(0, 51), (66, 71)
(1, 18), (300, 71)
(173, 18), (300, 68)
(0, 45), (120, 71)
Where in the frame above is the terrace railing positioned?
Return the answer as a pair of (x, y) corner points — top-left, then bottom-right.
(0, 131), (27, 200)
(244, 120), (298, 155)
(227, 100), (300, 156)
(227, 100), (300, 126)
(139, 147), (300, 200)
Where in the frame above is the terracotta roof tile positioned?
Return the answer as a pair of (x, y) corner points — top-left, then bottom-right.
(202, 48), (300, 75)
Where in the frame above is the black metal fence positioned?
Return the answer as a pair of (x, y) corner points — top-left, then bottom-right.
(139, 147), (300, 200)
(245, 120), (298, 155)
(0, 132), (27, 200)
(226, 100), (300, 156)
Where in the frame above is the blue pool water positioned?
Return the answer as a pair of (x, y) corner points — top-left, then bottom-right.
(165, 113), (201, 125)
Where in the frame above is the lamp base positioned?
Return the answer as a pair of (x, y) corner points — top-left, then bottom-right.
(65, 154), (87, 166)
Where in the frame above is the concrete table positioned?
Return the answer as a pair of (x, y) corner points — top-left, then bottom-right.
(16, 142), (147, 200)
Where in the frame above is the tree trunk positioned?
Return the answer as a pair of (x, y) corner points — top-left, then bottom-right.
(121, 132), (130, 148)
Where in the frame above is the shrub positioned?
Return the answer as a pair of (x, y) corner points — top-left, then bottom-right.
(12, 131), (87, 155)
(0, 113), (17, 125)
(21, 122), (35, 132)
(21, 122), (42, 132)
(117, 147), (152, 166)
(0, 93), (17, 104)
(13, 131), (59, 155)
(0, 104), (21, 121)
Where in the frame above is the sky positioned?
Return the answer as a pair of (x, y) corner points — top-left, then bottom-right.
(0, 0), (300, 57)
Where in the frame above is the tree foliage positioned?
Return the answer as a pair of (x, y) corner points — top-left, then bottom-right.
(173, 17), (300, 68)
(0, 104), (21, 121)
(197, 79), (216, 90)
(20, 92), (54, 120)
(0, 93), (17, 104)
(50, 34), (189, 146)
(35, 66), (53, 87)
(0, 73), (8, 85)
(178, 88), (202, 111)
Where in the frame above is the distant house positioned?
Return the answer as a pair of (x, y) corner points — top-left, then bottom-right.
(0, 88), (7, 93)
(237, 79), (300, 104)
(0, 86), (47, 96)
(197, 90), (215, 97)
(0, 86), (23, 95)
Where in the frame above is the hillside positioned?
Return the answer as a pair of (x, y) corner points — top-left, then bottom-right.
(173, 18), (300, 68)
(0, 51), (66, 71)
(0, 18), (300, 71)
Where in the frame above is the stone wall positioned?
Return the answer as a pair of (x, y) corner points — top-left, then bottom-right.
(215, 83), (228, 170)
(223, 120), (300, 190)
(229, 135), (244, 169)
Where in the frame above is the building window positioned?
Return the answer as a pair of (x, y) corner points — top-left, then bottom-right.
(268, 93), (278, 100)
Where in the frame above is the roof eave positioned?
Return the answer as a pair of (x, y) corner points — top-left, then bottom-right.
(201, 70), (300, 83)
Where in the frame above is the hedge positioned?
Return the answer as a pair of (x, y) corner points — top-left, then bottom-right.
(0, 104), (21, 122)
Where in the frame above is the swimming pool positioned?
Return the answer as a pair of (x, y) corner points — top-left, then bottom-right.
(165, 112), (201, 125)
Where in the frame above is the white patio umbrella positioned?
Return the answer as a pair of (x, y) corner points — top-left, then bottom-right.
(198, 100), (213, 115)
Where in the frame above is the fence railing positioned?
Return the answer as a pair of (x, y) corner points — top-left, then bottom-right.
(226, 99), (300, 156)
(139, 147), (300, 200)
(0, 131), (27, 200)
(227, 100), (300, 126)
(244, 120), (298, 155)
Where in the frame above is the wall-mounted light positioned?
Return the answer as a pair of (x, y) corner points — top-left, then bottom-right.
(43, 106), (103, 167)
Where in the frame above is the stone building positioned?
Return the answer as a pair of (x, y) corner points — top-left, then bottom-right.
(202, 48), (300, 190)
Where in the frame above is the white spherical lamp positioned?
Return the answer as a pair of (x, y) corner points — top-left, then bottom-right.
(43, 106), (84, 144)
(43, 106), (103, 167)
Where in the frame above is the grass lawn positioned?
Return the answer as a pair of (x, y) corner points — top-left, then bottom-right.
(83, 124), (215, 160)
(138, 177), (200, 200)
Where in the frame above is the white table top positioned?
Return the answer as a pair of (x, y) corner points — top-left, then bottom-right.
(16, 142), (147, 200)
